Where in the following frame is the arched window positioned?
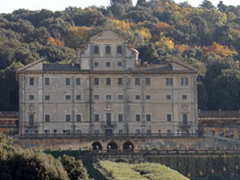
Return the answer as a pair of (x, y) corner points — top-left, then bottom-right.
(94, 46), (99, 54)
(106, 45), (111, 54)
(117, 45), (122, 54)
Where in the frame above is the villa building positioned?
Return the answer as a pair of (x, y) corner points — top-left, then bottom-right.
(17, 31), (198, 137)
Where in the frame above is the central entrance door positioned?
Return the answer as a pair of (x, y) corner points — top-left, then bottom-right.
(105, 129), (113, 136)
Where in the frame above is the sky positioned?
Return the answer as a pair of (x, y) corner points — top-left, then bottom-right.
(0, 0), (239, 14)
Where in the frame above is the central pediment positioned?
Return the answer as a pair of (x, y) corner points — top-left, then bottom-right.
(90, 30), (125, 43)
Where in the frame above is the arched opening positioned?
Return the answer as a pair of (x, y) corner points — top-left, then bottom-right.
(123, 141), (134, 152)
(117, 45), (122, 54)
(94, 45), (99, 54)
(106, 45), (111, 54)
(92, 142), (103, 151)
(107, 141), (118, 152)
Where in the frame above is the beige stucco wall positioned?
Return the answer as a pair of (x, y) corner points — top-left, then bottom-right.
(18, 31), (198, 137)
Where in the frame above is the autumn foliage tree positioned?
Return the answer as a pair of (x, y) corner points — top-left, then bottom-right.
(65, 26), (94, 49)
(49, 37), (64, 47)
(202, 42), (238, 57)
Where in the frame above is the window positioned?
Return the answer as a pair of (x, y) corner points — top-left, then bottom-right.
(146, 95), (151, 100)
(166, 95), (171, 100)
(117, 95), (123, 100)
(66, 114), (71, 122)
(136, 129), (141, 134)
(76, 95), (81, 100)
(119, 129), (123, 134)
(117, 45), (122, 54)
(94, 114), (99, 122)
(76, 78), (81, 86)
(45, 129), (50, 134)
(94, 62), (99, 67)
(106, 95), (112, 100)
(106, 45), (111, 54)
(106, 113), (111, 125)
(45, 95), (50, 100)
(135, 77), (140, 85)
(76, 114), (81, 122)
(166, 78), (173, 86)
(106, 78), (111, 85)
(94, 95), (99, 100)
(183, 114), (188, 125)
(29, 115), (34, 126)
(94, 78), (99, 85)
(65, 78), (70, 86)
(29, 77), (34, 85)
(167, 114), (172, 122)
(29, 95), (34, 100)
(145, 77), (151, 85)
(45, 114), (50, 122)
(66, 95), (71, 100)
(118, 114), (123, 122)
(146, 129), (151, 134)
(117, 62), (123, 67)
(135, 95), (140, 100)
(146, 114), (151, 121)
(94, 129), (99, 135)
(181, 77), (188, 86)
(66, 129), (71, 135)
(94, 45), (99, 54)
(182, 95), (187, 100)
(136, 114), (141, 121)
(118, 77), (123, 85)
(106, 62), (111, 67)
(45, 77), (50, 85)
(76, 129), (82, 134)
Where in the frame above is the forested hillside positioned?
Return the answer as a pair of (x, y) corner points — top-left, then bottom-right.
(1, 0), (240, 111)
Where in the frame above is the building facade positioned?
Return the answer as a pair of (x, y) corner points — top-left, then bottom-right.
(0, 111), (19, 135)
(198, 110), (240, 139)
(18, 31), (198, 137)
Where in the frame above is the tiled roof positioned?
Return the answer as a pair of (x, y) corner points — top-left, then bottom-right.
(198, 111), (240, 118)
(136, 64), (172, 72)
(43, 64), (80, 72)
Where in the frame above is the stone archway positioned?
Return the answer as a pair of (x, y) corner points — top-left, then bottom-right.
(92, 142), (103, 151)
(107, 141), (118, 152)
(123, 141), (134, 152)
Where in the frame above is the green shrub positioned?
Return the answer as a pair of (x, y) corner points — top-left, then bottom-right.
(97, 161), (189, 180)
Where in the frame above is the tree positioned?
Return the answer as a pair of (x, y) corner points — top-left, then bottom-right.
(137, 0), (147, 6)
(110, 0), (133, 6)
(59, 155), (89, 180)
(72, 8), (106, 27)
(0, 134), (69, 180)
(64, 26), (95, 49)
(217, 1), (228, 13)
(155, 32), (174, 50)
(200, 0), (215, 9)
(108, 3), (126, 18)
(197, 80), (208, 110)
(203, 57), (240, 110)
(138, 43), (161, 64)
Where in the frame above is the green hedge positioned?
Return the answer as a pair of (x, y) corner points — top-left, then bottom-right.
(97, 160), (189, 180)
